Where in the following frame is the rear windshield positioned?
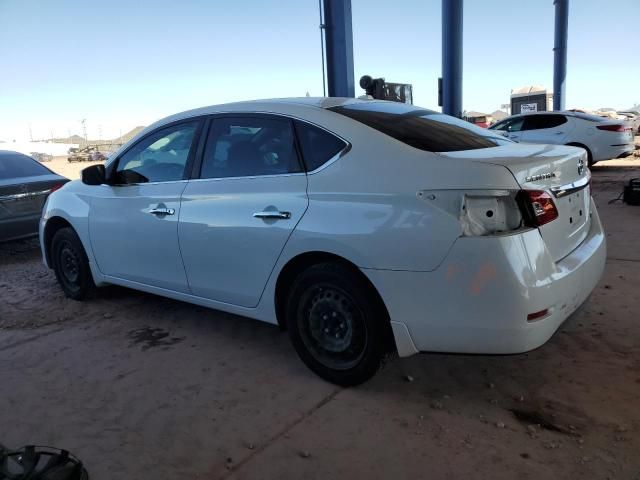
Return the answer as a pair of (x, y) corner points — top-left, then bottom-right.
(0, 152), (51, 180)
(329, 102), (508, 152)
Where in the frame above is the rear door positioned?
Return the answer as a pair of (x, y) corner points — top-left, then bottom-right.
(519, 114), (573, 144)
(178, 114), (308, 307)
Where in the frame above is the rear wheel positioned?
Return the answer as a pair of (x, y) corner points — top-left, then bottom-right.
(286, 263), (388, 386)
(51, 227), (95, 300)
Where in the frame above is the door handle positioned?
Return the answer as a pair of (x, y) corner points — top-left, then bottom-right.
(149, 207), (175, 216)
(554, 131), (564, 135)
(253, 211), (291, 220)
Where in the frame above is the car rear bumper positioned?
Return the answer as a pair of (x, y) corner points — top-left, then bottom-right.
(363, 200), (606, 357)
(594, 143), (635, 161)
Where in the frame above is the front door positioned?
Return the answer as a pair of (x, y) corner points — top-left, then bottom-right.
(179, 115), (308, 307)
(89, 119), (202, 292)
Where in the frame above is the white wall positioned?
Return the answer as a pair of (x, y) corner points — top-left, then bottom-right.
(0, 141), (78, 156)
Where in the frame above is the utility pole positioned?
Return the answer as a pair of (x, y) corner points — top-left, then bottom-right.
(80, 119), (87, 146)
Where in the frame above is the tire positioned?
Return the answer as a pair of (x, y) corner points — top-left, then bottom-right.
(51, 227), (95, 300)
(286, 262), (389, 386)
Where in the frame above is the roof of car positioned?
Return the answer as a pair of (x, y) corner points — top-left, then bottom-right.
(176, 97), (369, 114)
(148, 97), (404, 133)
(495, 110), (606, 123)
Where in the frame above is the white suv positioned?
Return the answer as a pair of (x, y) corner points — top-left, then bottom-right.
(490, 111), (635, 165)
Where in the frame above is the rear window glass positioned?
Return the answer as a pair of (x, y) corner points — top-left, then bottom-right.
(329, 102), (505, 152)
(294, 121), (347, 171)
(0, 152), (50, 180)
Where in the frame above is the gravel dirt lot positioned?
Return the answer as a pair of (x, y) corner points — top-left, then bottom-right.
(1, 155), (640, 479)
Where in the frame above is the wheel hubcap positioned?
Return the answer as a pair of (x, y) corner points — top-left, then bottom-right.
(299, 285), (367, 370)
(60, 244), (80, 284)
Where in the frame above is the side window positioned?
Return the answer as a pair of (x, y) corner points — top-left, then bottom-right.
(200, 116), (302, 179)
(115, 121), (199, 184)
(294, 121), (347, 171)
(522, 115), (567, 131)
(504, 118), (525, 132)
(548, 115), (568, 128)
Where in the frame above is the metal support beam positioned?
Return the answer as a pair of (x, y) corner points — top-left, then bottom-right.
(323, 0), (355, 97)
(442, 0), (463, 117)
(553, 0), (569, 111)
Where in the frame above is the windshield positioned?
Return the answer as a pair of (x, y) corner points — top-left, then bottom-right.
(328, 102), (511, 152)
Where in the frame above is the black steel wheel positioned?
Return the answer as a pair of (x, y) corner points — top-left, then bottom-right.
(286, 262), (389, 386)
(51, 227), (95, 300)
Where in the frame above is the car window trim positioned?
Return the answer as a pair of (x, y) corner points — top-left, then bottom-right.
(192, 112), (321, 180)
(107, 117), (205, 186)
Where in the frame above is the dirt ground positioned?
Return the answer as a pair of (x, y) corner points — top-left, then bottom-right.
(1, 156), (640, 479)
(43, 156), (105, 180)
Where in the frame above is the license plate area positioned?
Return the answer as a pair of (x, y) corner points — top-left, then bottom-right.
(563, 189), (588, 228)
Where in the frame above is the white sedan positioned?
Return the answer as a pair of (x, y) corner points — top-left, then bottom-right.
(40, 98), (606, 385)
(489, 111), (635, 165)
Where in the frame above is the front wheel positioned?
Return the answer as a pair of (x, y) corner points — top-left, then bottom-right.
(51, 227), (95, 300)
(286, 263), (389, 386)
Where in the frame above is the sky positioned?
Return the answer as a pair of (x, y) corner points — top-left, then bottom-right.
(0, 0), (638, 142)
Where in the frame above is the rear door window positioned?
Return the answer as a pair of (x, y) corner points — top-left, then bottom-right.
(294, 121), (347, 171)
(0, 152), (51, 180)
(329, 102), (503, 152)
(522, 115), (567, 131)
(200, 116), (303, 179)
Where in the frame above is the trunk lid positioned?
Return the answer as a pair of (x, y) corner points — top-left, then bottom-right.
(439, 143), (591, 262)
(0, 174), (67, 221)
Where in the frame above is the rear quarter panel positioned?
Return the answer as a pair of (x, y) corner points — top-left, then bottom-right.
(273, 107), (521, 272)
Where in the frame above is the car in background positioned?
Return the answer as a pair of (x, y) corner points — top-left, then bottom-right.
(1, 150), (68, 242)
(30, 152), (53, 163)
(617, 111), (640, 134)
(40, 98), (606, 385)
(489, 111), (635, 165)
(68, 146), (107, 163)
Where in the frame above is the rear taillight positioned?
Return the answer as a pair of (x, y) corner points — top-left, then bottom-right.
(596, 124), (627, 132)
(50, 183), (65, 193)
(519, 190), (559, 227)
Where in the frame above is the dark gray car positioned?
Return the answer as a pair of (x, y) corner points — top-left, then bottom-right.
(0, 150), (69, 242)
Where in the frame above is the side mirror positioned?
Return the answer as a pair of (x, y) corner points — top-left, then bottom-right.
(81, 164), (106, 185)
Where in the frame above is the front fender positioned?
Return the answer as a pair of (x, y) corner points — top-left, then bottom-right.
(39, 181), (106, 285)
